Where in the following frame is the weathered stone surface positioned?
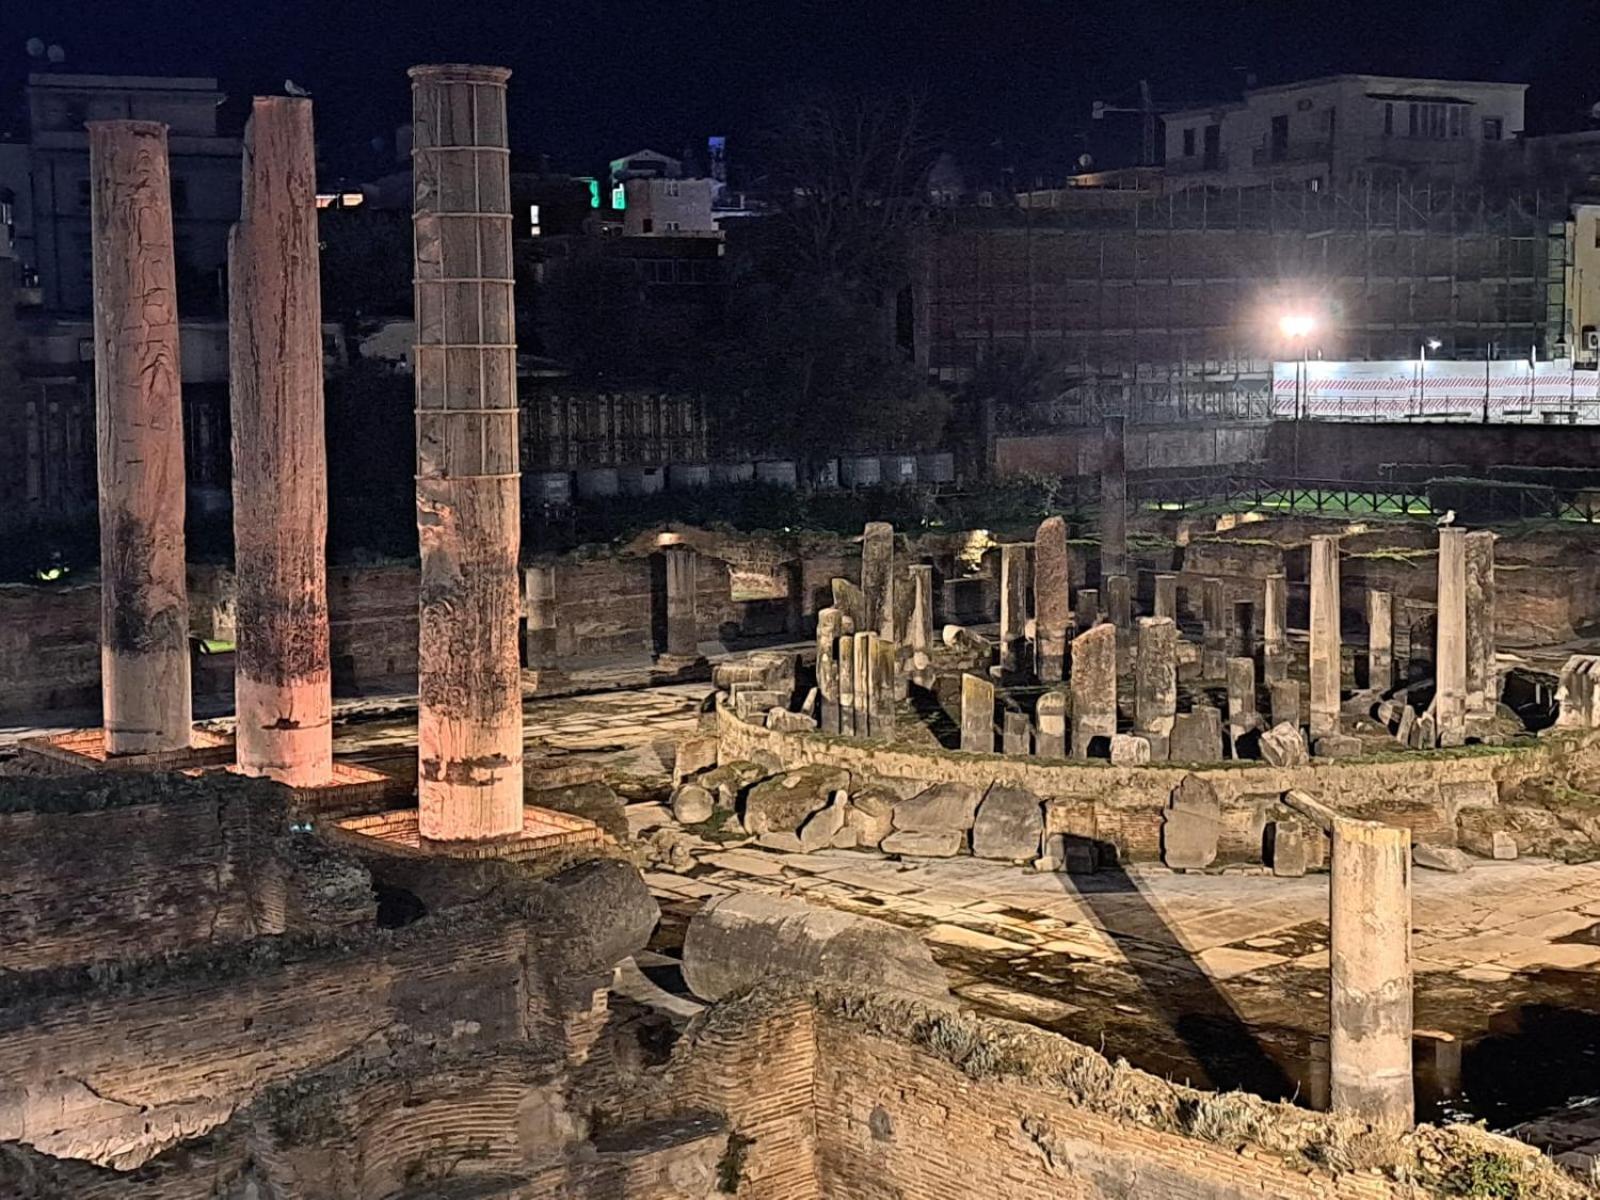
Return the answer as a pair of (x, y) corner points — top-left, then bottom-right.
(1169, 706), (1223, 762)
(732, 687), (785, 721)
(1074, 588), (1099, 633)
(831, 577), (867, 631)
(999, 543), (1029, 672)
(1260, 721), (1310, 767)
(844, 794), (895, 849)
(766, 707), (817, 732)
(1002, 709), (1031, 756)
(1033, 516), (1070, 683)
(971, 784), (1044, 861)
(1153, 573), (1178, 621)
(1045, 833), (1100, 874)
(1070, 623), (1117, 758)
(682, 893), (950, 1002)
(1269, 679), (1301, 730)
(1163, 774), (1220, 869)
(1410, 711), (1438, 750)
(1395, 704), (1417, 746)
(1100, 414), (1128, 579)
(1268, 820), (1309, 877)
(1464, 530), (1496, 713)
(1435, 527), (1469, 746)
(1413, 843), (1472, 873)
(815, 606), (843, 733)
(673, 734), (719, 784)
(1555, 655), (1600, 730)
(1491, 830), (1518, 860)
(756, 831), (804, 852)
(1367, 589), (1394, 694)
(861, 521), (895, 640)
(698, 760), (769, 811)
(1263, 572), (1288, 683)
(960, 673), (995, 753)
(1109, 734), (1151, 765)
(881, 830), (966, 858)
(1034, 690), (1067, 758)
(894, 782), (982, 833)
(942, 624), (992, 657)
(1134, 616), (1177, 740)
(743, 765), (850, 835)
(1309, 535), (1341, 739)
(1313, 733), (1362, 759)
(1105, 574), (1132, 633)
(671, 784), (714, 825)
(798, 796), (848, 853)
(1200, 577), (1226, 680)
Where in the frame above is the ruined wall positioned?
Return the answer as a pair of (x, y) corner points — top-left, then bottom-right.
(996, 420), (1267, 479)
(0, 581), (100, 718)
(718, 703), (1581, 862)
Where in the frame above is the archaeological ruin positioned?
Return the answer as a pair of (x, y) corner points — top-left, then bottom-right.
(4, 63), (1600, 1200)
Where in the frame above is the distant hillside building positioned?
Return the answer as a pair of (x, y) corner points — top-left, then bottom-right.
(1162, 74), (1526, 191)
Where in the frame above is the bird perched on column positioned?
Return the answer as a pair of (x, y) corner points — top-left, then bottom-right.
(1435, 509), (1456, 528)
(284, 79), (312, 97)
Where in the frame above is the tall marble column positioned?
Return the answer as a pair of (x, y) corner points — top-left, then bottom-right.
(229, 97), (331, 785)
(1367, 589), (1393, 694)
(1435, 528), (1468, 746)
(1464, 530), (1496, 714)
(1308, 536), (1341, 740)
(663, 546), (699, 659)
(1263, 572), (1288, 684)
(1033, 516), (1070, 683)
(89, 120), (192, 755)
(412, 64), (523, 840)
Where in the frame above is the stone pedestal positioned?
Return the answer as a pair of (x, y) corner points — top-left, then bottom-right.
(1105, 574), (1131, 630)
(89, 120), (192, 756)
(1035, 690), (1067, 758)
(1308, 536), (1341, 740)
(1330, 818), (1414, 1131)
(1464, 530), (1496, 713)
(869, 635), (897, 738)
(1201, 577), (1226, 680)
(229, 97), (331, 785)
(1033, 516), (1070, 683)
(853, 632), (873, 737)
(1434, 528), (1468, 746)
(411, 64), (523, 841)
(1134, 616), (1176, 759)
(1263, 572), (1288, 684)
(1071, 623), (1117, 758)
(999, 543), (1028, 673)
(1367, 589), (1393, 694)
(960, 673), (995, 753)
(524, 564), (561, 673)
(663, 546), (700, 660)
(1099, 415), (1127, 580)
(837, 633), (857, 736)
(1226, 656), (1257, 746)
(1002, 709), (1030, 755)
(906, 564), (935, 685)
(815, 607), (843, 734)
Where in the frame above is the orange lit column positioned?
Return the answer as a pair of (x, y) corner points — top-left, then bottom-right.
(411, 64), (524, 840)
(229, 97), (332, 784)
(89, 121), (192, 755)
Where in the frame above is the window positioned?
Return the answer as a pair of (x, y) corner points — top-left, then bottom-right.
(664, 180), (680, 197)
(1203, 124), (1221, 169)
(1384, 102), (1394, 135)
(1182, 127), (1196, 157)
(1269, 114), (1289, 162)
(1483, 117), (1503, 141)
(641, 218), (653, 233)
(1407, 102), (1464, 140)
(528, 203), (541, 236)
(1448, 106), (1464, 137)
(664, 220), (681, 231)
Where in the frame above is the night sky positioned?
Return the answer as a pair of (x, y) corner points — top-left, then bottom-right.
(2, 1), (1597, 183)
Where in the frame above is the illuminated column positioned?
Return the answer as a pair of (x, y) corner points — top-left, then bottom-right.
(1308, 535), (1341, 740)
(230, 97), (332, 785)
(1330, 817), (1414, 1131)
(412, 65), (523, 840)
(1435, 528), (1468, 746)
(664, 545), (699, 659)
(89, 121), (192, 755)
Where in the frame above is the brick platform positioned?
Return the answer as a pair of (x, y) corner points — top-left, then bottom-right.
(214, 760), (406, 818)
(329, 805), (607, 861)
(14, 726), (235, 774)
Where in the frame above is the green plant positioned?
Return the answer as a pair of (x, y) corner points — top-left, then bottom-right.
(1439, 1149), (1534, 1198)
(717, 1132), (754, 1193)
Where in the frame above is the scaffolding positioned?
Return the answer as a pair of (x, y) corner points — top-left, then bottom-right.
(918, 181), (1563, 425)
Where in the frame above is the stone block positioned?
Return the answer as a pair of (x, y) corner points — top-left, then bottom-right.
(672, 734), (719, 784)
(766, 707), (818, 733)
(732, 687), (785, 721)
(1034, 690), (1067, 758)
(1268, 820), (1308, 877)
(971, 784), (1044, 861)
(798, 796), (848, 853)
(1269, 679), (1301, 730)
(1395, 704), (1417, 746)
(1163, 774), (1220, 869)
(1109, 734), (1151, 765)
(1045, 833), (1099, 874)
(1313, 733), (1362, 759)
(881, 830), (965, 858)
(1413, 843), (1473, 874)
(960, 672), (996, 754)
(893, 781), (982, 833)
(1492, 831), (1518, 860)
(1169, 706), (1223, 763)
(756, 831), (805, 852)
(671, 784), (714, 825)
(743, 765), (850, 835)
(1002, 709), (1031, 755)
(1259, 722), (1309, 767)
(1410, 711), (1438, 750)
(844, 799), (893, 849)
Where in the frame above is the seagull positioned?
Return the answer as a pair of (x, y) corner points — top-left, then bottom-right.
(1435, 509), (1456, 528)
(284, 79), (312, 98)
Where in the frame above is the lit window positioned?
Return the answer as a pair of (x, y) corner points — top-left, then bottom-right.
(612, 183), (626, 210)
(665, 180), (680, 197)
(665, 220), (680, 231)
(528, 203), (541, 236)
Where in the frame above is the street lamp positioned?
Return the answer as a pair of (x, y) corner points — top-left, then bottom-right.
(1279, 313), (1317, 475)
(1419, 338), (1441, 416)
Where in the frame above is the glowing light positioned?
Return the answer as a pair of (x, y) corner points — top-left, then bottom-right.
(1426, 338), (1442, 351)
(1278, 313), (1316, 339)
(612, 183), (626, 210)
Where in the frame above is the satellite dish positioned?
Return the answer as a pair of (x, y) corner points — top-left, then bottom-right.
(46, 44), (65, 64)
(25, 38), (44, 58)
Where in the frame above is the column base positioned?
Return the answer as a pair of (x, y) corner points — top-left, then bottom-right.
(14, 726), (233, 775)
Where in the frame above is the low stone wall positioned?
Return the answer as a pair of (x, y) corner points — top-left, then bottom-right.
(0, 774), (372, 973)
(718, 703), (1586, 862)
(995, 420), (1268, 479)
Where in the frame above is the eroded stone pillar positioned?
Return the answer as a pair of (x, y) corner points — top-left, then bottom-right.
(1071, 623), (1117, 758)
(1330, 817), (1414, 1131)
(1309, 536), (1341, 740)
(89, 120), (192, 755)
(1201, 577), (1226, 680)
(1075, 588), (1099, 633)
(1035, 690), (1067, 757)
(1134, 616), (1176, 759)
(412, 64), (522, 840)
(960, 672), (995, 753)
(999, 543), (1028, 673)
(1033, 516), (1070, 683)
(1099, 415), (1127, 581)
(1153, 573), (1178, 621)
(1367, 589), (1393, 694)
(816, 607), (842, 734)
(1434, 528), (1467, 746)
(1464, 530), (1496, 714)
(1263, 572), (1288, 684)
(906, 563), (934, 686)
(1226, 656), (1256, 749)
(861, 521), (895, 640)
(838, 632), (857, 736)
(870, 635), (897, 738)
(1106, 574), (1131, 631)
(853, 631), (873, 738)
(524, 564), (559, 670)
(664, 546), (699, 659)
(230, 98), (331, 784)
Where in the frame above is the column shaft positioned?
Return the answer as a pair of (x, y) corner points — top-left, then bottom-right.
(1099, 415), (1127, 580)
(1435, 528), (1467, 745)
(1309, 536), (1341, 739)
(664, 546), (698, 658)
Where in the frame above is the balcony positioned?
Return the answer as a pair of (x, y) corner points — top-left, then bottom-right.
(1253, 141), (1332, 167)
